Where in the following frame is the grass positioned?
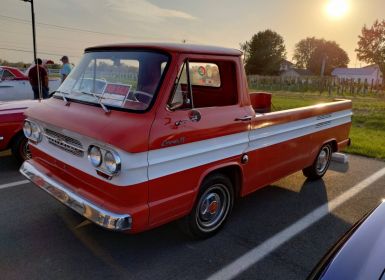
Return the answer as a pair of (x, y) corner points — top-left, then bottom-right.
(264, 91), (385, 160)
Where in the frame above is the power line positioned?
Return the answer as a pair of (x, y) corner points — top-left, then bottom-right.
(0, 47), (80, 58)
(0, 14), (181, 41)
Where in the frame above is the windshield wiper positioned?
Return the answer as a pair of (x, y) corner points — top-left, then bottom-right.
(81, 91), (110, 113)
(55, 90), (70, 106)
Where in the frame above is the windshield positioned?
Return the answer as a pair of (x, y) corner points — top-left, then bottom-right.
(55, 51), (169, 111)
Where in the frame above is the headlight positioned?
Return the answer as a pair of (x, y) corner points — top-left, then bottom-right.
(31, 122), (42, 142)
(87, 145), (121, 178)
(104, 150), (121, 174)
(23, 121), (32, 138)
(88, 146), (102, 167)
(23, 120), (42, 143)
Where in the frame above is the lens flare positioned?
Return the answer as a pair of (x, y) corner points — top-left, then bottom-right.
(326, 0), (349, 18)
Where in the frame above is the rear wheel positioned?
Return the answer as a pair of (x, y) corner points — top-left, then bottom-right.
(182, 174), (234, 239)
(303, 143), (333, 180)
(11, 133), (31, 164)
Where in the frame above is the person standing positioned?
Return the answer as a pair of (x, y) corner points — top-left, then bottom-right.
(60, 55), (72, 83)
(28, 58), (49, 99)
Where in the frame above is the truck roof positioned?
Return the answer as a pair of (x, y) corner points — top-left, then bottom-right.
(85, 43), (243, 57)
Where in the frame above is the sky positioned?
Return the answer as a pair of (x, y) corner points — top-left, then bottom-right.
(1, 0), (384, 67)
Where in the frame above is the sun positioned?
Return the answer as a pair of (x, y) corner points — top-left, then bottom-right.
(326, 0), (349, 18)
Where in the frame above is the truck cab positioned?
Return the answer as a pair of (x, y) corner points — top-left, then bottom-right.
(20, 43), (352, 238)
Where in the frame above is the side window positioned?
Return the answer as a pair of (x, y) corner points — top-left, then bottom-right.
(168, 59), (237, 110)
(169, 62), (192, 110)
(189, 62), (221, 87)
(1, 70), (15, 81)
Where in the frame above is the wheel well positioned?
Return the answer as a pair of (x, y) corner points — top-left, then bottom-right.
(7, 130), (24, 149)
(205, 165), (243, 199)
(328, 140), (338, 153)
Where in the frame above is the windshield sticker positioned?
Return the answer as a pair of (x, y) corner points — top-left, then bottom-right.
(198, 66), (206, 76)
(101, 83), (132, 107)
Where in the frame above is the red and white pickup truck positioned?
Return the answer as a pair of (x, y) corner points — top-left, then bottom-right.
(20, 43), (352, 238)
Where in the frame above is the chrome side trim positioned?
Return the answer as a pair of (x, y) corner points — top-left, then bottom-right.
(20, 161), (132, 231)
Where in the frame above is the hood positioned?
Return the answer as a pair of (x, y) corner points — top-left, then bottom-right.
(320, 202), (385, 279)
(0, 99), (37, 112)
(25, 97), (154, 153)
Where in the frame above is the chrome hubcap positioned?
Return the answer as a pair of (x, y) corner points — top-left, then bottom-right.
(196, 184), (230, 232)
(200, 193), (221, 224)
(316, 146), (331, 174)
(21, 139), (31, 160)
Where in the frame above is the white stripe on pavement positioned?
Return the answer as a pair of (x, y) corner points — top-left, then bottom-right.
(207, 166), (385, 280)
(0, 180), (30, 190)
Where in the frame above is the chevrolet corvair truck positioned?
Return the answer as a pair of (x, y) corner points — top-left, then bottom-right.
(20, 43), (352, 238)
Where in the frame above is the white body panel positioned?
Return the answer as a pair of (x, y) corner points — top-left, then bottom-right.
(0, 79), (60, 101)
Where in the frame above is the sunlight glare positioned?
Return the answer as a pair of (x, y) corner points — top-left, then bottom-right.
(326, 0), (349, 18)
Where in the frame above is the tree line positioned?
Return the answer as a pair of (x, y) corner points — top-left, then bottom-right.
(242, 19), (385, 77)
(0, 59), (62, 70)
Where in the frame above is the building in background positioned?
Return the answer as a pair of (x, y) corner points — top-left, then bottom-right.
(280, 59), (294, 72)
(281, 68), (313, 78)
(332, 65), (383, 85)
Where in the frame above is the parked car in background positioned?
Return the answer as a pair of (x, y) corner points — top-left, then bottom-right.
(0, 66), (60, 101)
(308, 201), (385, 280)
(0, 99), (35, 162)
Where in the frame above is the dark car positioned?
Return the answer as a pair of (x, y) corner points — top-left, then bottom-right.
(308, 201), (385, 280)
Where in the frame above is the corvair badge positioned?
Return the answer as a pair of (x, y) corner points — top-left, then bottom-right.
(161, 137), (186, 147)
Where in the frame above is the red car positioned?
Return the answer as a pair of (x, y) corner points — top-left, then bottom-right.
(0, 100), (34, 162)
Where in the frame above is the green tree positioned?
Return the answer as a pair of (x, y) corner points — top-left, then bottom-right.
(356, 19), (385, 76)
(293, 38), (349, 75)
(293, 37), (324, 69)
(308, 40), (349, 76)
(241, 30), (286, 75)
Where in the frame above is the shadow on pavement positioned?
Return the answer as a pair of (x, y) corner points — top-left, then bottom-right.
(1, 176), (353, 280)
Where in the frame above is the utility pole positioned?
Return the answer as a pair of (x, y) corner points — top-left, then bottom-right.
(320, 54), (327, 77)
(22, 0), (42, 100)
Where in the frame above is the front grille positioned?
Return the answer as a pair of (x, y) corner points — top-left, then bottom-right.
(44, 129), (85, 157)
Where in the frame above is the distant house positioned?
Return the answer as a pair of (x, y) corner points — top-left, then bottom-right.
(281, 68), (313, 78)
(280, 59), (294, 72)
(331, 65), (383, 85)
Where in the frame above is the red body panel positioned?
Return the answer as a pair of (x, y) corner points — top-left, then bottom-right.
(22, 43), (352, 233)
(29, 146), (149, 233)
(0, 66), (28, 80)
(0, 100), (35, 150)
(26, 98), (154, 153)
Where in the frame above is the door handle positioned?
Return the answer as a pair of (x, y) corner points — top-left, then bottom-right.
(235, 115), (252, 122)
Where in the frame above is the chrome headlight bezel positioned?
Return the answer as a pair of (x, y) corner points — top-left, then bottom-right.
(87, 145), (102, 167)
(23, 120), (42, 143)
(104, 150), (121, 175)
(23, 121), (32, 138)
(87, 145), (121, 177)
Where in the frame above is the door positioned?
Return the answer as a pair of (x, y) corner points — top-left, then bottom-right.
(147, 56), (252, 225)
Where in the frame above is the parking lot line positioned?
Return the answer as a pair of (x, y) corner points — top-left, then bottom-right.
(207, 166), (385, 280)
(0, 180), (30, 190)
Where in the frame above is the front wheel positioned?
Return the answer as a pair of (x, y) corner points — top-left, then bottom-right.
(303, 143), (333, 180)
(182, 174), (234, 239)
(11, 133), (31, 164)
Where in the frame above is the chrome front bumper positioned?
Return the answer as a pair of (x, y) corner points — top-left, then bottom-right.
(20, 161), (132, 231)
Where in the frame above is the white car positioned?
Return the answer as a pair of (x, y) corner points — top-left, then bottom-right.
(0, 66), (60, 101)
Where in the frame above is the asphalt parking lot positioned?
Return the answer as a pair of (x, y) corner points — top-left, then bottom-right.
(1, 152), (385, 280)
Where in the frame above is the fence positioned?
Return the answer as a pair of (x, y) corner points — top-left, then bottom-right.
(248, 75), (385, 96)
